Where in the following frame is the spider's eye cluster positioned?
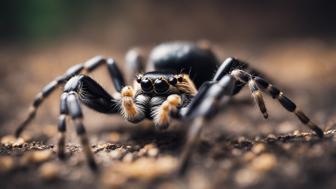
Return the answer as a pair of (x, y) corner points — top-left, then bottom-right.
(137, 74), (183, 94)
(177, 75), (183, 82)
(154, 78), (169, 94)
(168, 77), (177, 85)
(140, 78), (153, 92)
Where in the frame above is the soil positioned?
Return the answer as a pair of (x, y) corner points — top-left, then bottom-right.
(0, 40), (336, 189)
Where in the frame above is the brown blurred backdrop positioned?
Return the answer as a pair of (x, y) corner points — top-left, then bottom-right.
(1, 1), (336, 46)
(0, 0), (336, 133)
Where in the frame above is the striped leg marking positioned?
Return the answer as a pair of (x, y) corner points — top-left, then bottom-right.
(231, 70), (324, 138)
(15, 56), (125, 138)
(57, 93), (68, 159)
(66, 93), (98, 171)
(57, 114), (67, 159)
(248, 79), (268, 119)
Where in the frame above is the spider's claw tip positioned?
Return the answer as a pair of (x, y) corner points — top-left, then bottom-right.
(14, 129), (22, 139)
(88, 160), (100, 173)
(314, 128), (324, 138)
(57, 152), (67, 160)
(263, 113), (269, 119)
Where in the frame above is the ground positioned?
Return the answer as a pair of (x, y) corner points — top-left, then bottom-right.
(0, 40), (336, 189)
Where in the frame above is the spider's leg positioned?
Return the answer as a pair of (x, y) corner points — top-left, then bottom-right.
(177, 76), (236, 175)
(231, 69), (324, 138)
(151, 95), (182, 129)
(15, 56), (125, 137)
(119, 86), (146, 123)
(57, 93), (69, 159)
(15, 75), (68, 138)
(213, 57), (270, 95)
(81, 56), (126, 92)
(63, 75), (119, 114)
(55, 75), (120, 170)
(66, 92), (98, 171)
(231, 69), (268, 119)
(177, 117), (205, 175)
(125, 48), (145, 83)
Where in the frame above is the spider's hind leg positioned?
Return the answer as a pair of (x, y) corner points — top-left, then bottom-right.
(213, 57), (269, 95)
(55, 75), (121, 171)
(15, 56), (125, 137)
(65, 92), (98, 171)
(231, 69), (324, 138)
(56, 93), (69, 160)
(125, 48), (146, 83)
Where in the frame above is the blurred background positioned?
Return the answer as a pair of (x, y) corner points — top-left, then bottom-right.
(1, 0), (336, 132)
(1, 0), (336, 46)
(1, 1), (336, 189)
(0, 0), (336, 134)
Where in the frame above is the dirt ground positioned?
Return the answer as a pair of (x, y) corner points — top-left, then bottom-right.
(1, 40), (336, 189)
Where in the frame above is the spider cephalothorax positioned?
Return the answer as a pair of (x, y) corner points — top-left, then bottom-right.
(15, 41), (324, 174)
(135, 71), (196, 96)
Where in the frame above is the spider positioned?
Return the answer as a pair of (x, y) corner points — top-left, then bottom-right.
(15, 41), (324, 174)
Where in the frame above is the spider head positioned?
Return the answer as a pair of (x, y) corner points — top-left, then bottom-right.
(136, 71), (190, 95)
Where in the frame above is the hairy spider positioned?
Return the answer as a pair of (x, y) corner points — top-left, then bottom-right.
(15, 41), (324, 174)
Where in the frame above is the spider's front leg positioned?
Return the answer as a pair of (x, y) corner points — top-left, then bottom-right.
(56, 75), (121, 171)
(15, 56), (125, 138)
(119, 86), (146, 123)
(230, 69), (324, 138)
(212, 57), (324, 138)
(151, 94), (182, 129)
(176, 57), (324, 175)
(177, 76), (236, 175)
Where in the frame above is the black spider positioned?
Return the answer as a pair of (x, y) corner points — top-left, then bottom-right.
(15, 41), (324, 174)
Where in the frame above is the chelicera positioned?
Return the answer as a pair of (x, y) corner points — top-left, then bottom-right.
(15, 41), (324, 174)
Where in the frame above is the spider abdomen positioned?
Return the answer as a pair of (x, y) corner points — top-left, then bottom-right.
(148, 41), (219, 88)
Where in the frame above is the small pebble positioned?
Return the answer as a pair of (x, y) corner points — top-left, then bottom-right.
(282, 143), (292, 150)
(249, 153), (277, 172)
(188, 172), (211, 189)
(232, 149), (242, 156)
(235, 168), (260, 187)
(122, 153), (134, 163)
(109, 132), (120, 142)
(101, 172), (127, 188)
(42, 125), (57, 136)
(138, 148), (147, 156)
(219, 160), (233, 170)
(282, 162), (299, 177)
(143, 144), (156, 151)
(103, 156), (177, 182)
(243, 152), (255, 162)
(293, 130), (301, 136)
(110, 148), (126, 159)
(39, 162), (60, 181)
(13, 138), (25, 147)
(147, 148), (159, 157)
(1, 135), (18, 145)
(304, 135), (312, 141)
(266, 134), (277, 142)
(252, 143), (266, 155)
(21, 150), (53, 165)
(138, 144), (159, 157)
(0, 156), (15, 173)
(278, 122), (296, 133)
(237, 136), (247, 143)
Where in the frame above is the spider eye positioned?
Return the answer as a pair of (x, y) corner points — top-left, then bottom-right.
(140, 78), (153, 92)
(154, 79), (169, 94)
(177, 75), (183, 82)
(168, 77), (177, 85)
(136, 75), (142, 83)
